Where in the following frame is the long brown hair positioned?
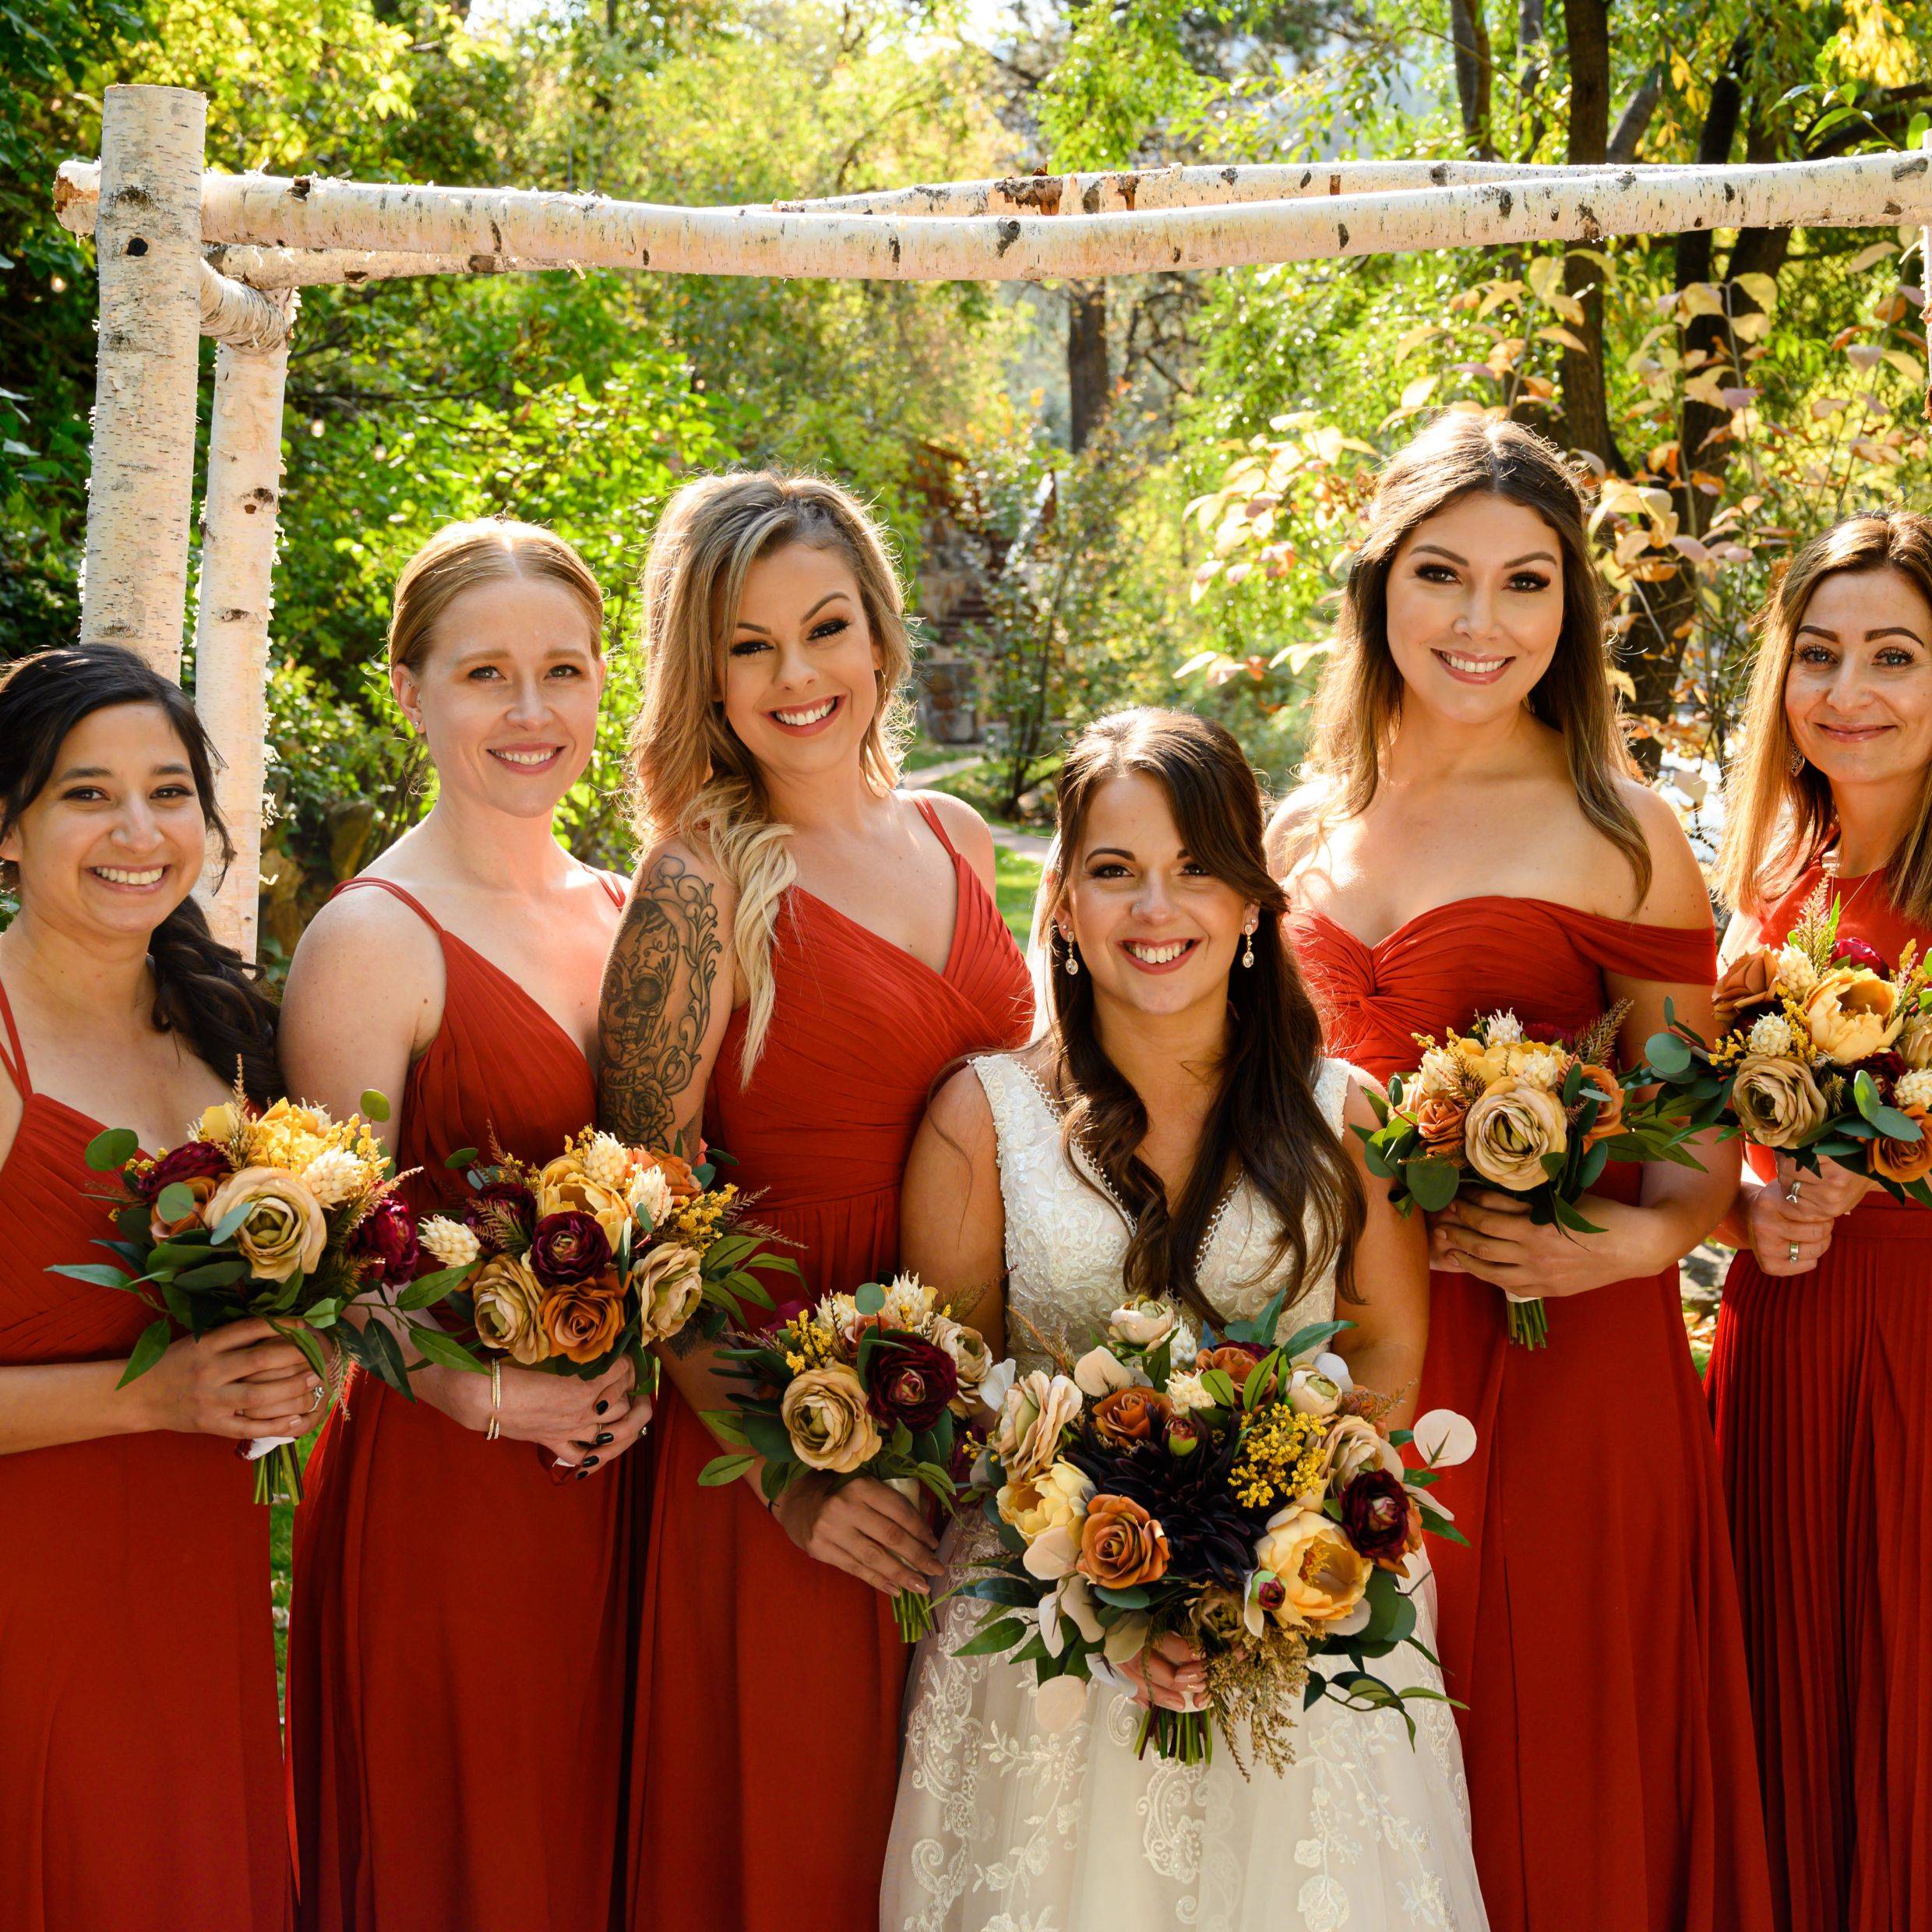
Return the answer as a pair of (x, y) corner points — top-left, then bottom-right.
(1303, 413), (1650, 903)
(1717, 508), (1932, 928)
(1041, 709), (1365, 1322)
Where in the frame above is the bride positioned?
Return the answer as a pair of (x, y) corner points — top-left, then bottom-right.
(881, 708), (1487, 1932)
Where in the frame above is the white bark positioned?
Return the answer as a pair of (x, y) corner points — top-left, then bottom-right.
(1923, 130), (1931, 421)
(193, 323), (292, 960)
(79, 86), (206, 675)
(185, 152), (1932, 284)
(199, 259), (294, 350)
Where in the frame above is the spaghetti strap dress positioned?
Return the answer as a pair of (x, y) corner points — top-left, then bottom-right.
(1289, 895), (1775, 1932)
(1706, 866), (1932, 1932)
(0, 980), (289, 1932)
(287, 873), (634, 1932)
(623, 798), (1034, 1932)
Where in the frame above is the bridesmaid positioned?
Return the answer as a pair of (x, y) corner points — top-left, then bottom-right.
(282, 520), (653, 1932)
(598, 471), (1033, 1931)
(0, 645), (293, 1932)
(1706, 509), (1932, 1932)
(1274, 414), (1773, 1932)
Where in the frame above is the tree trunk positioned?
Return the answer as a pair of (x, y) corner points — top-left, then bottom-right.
(1067, 282), (1109, 453)
(1556, 0), (1616, 470)
(1516, 0), (1546, 157)
(1449, 0), (1495, 159)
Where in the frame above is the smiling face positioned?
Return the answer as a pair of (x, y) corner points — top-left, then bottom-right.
(1785, 564), (1932, 804)
(1383, 491), (1567, 727)
(1059, 770), (1257, 1020)
(717, 541), (883, 781)
(392, 574), (605, 819)
(0, 701), (208, 942)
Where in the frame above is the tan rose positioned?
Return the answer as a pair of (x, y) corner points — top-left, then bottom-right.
(1076, 1493), (1170, 1588)
(991, 1370), (1084, 1484)
(1254, 1508), (1372, 1628)
(1714, 947), (1784, 1033)
(472, 1253), (550, 1365)
(1871, 1105), (1932, 1186)
(204, 1166), (327, 1283)
(781, 1364), (882, 1474)
(1730, 1052), (1830, 1151)
(1409, 1089), (1470, 1159)
(928, 1316), (992, 1406)
(1462, 1078), (1568, 1191)
(1899, 1011), (1932, 1071)
(1090, 1386), (1176, 1447)
(540, 1271), (627, 1365)
(1803, 968), (1903, 1066)
(1576, 1063), (1626, 1151)
(1318, 1412), (1405, 1489)
(633, 1243), (704, 1343)
(536, 1155), (632, 1247)
(997, 1459), (1094, 1541)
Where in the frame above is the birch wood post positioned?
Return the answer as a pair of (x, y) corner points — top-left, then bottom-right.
(1922, 129), (1931, 420)
(79, 86), (206, 675)
(193, 306), (293, 959)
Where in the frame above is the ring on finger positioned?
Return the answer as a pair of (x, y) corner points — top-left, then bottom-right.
(308, 1384), (324, 1413)
(1787, 1241), (1801, 1265)
(1789, 1175), (1803, 1203)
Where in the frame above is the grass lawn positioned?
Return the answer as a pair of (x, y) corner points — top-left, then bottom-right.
(994, 846), (1043, 949)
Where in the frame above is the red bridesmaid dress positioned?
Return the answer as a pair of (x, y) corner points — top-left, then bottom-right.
(625, 799), (1032, 1932)
(287, 874), (633, 1932)
(1707, 865), (1932, 1932)
(0, 983), (289, 1932)
(1289, 895), (1775, 1932)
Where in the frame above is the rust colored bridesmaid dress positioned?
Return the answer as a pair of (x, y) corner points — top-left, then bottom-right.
(0, 983), (289, 1932)
(1707, 866), (1932, 1932)
(624, 799), (1032, 1932)
(287, 874), (634, 1932)
(1289, 895), (1774, 1932)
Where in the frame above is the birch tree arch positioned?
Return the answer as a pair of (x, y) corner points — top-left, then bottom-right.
(56, 83), (1932, 957)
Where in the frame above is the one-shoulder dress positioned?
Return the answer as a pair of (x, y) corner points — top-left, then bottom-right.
(287, 873), (634, 1932)
(1706, 865), (1932, 1932)
(0, 980), (289, 1932)
(1288, 896), (1774, 1932)
(625, 798), (1034, 1932)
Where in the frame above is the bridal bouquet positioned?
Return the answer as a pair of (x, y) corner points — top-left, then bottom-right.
(699, 1272), (992, 1640)
(412, 1130), (795, 1387)
(1638, 888), (1932, 1205)
(956, 1291), (1473, 1773)
(1357, 1006), (1696, 1347)
(62, 1088), (463, 1503)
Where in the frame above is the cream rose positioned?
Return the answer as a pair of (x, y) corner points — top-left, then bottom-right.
(204, 1166), (327, 1283)
(1109, 1299), (1179, 1347)
(536, 1155), (632, 1247)
(1900, 1011), (1932, 1072)
(1803, 968), (1903, 1066)
(1462, 1078), (1569, 1190)
(998, 1458), (1094, 1541)
(1254, 1507), (1373, 1629)
(471, 1253), (551, 1365)
(781, 1364), (881, 1474)
(1730, 1052), (1830, 1151)
(929, 1316), (992, 1404)
(634, 1243), (704, 1343)
(991, 1370), (1084, 1484)
(1319, 1412), (1405, 1487)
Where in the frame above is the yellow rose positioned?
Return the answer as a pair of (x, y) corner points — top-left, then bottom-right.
(471, 1253), (550, 1365)
(633, 1243), (704, 1344)
(1254, 1508), (1372, 1629)
(991, 1370), (1084, 1484)
(1462, 1077), (1569, 1191)
(781, 1364), (881, 1473)
(1730, 1052), (1830, 1151)
(1803, 968), (1903, 1066)
(998, 1459), (1094, 1541)
(198, 1102), (245, 1143)
(203, 1166), (327, 1283)
(537, 1155), (632, 1248)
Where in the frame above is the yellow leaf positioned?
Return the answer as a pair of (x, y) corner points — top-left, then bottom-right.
(1606, 668), (1638, 700)
(1535, 326), (1591, 353)
(1730, 311), (1772, 344)
(1400, 372), (1439, 411)
(1394, 323), (1442, 359)
(1312, 425), (1345, 464)
(1733, 272), (1779, 312)
(1680, 283), (1726, 320)
(1478, 280), (1525, 318)
(1526, 256), (1564, 305)
(1847, 240), (1897, 276)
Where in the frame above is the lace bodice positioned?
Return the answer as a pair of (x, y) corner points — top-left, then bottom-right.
(973, 1052), (1359, 1369)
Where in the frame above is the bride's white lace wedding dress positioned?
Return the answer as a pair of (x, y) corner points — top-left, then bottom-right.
(881, 1052), (1490, 1932)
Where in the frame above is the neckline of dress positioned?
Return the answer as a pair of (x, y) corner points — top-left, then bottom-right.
(787, 846), (974, 992)
(1296, 892), (1697, 956)
(432, 928), (596, 1077)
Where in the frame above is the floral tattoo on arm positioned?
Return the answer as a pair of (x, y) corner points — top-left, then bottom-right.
(598, 854), (722, 1153)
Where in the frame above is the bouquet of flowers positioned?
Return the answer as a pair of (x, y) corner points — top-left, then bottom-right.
(62, 1087), (461, 1503)
(412, 1130), (798, 1391)
(1356, 1007), (1697, 1347)
(956, 1290), (1474, 1772)
(1638, 889), (1932, 1205)
(699, 1272), (992, 1640)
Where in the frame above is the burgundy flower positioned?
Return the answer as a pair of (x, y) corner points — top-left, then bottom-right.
(527, 1211), (612, 1288)
(1832, 936), (1891, 974)
(460, 1181), (536, 1256)
(1339, 1468), (1423, 1574)
(862, 1332), (958, 1432)
(1522, 1021), (1568, 1045)
(351, 1195), (421, 1286)
(132, 1140), (231, 1201)
(947, 1418), (988, 1488)
(1851, 1050), (1907, 1098)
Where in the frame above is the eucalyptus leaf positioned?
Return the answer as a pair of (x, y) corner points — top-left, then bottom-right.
(84, 1126), (139, 1172)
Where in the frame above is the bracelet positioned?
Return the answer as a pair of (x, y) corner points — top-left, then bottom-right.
(485, 1358), (502, 1442)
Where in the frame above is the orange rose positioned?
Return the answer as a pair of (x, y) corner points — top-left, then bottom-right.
(642, 1148), (703, 1203)
(1714, 947), (1783, 1034)
(1195, 1345), (1276, 1405)
(539, 1271), (627, 1364)
(1577, 1063), (1625, 1150)
(151, 1173), (220, 1241)
(1077, 1493), (1170, 1589)
(1089, 1387), (1175, 1447)
(1871, 1105), (1932, 1186)
(1408, 1089), (1469, 1158)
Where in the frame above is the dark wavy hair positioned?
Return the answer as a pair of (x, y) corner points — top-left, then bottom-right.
(1041, 708), (1365, 1323)
(0, 646), (280, 1102)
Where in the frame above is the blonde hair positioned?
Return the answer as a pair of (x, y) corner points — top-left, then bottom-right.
(1717, 509), (1932, 928)
(390, 517), (604, 674)
(629, 471), (914, 1078)
(1303, 414), (1651, 904)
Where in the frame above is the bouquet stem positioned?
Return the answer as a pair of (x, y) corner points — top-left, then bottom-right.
(1505, 1296), (1549, 1349)
(891, 1587), (934, 1643)
(1135, 1705), (1212, 1765)
(249, 1439), (305, 1507)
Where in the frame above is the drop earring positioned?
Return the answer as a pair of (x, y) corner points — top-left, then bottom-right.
(1241, 926), (1256, 969)
(1060, 930), (1079, 975)
(1788, 744), (1806, 777)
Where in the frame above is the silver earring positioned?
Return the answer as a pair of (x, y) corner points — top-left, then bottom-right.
(1788, 745), (1806, 777)
(1242, 929), (1256, 969)
(1065, 946), (1079, 976)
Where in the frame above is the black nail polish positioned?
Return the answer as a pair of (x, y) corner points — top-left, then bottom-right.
(583, 1454), (600, 1468)
(595, 1431), (614, 1446)
(594, 1399), (608, 1415)
(575, 1468), (588, 1481)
